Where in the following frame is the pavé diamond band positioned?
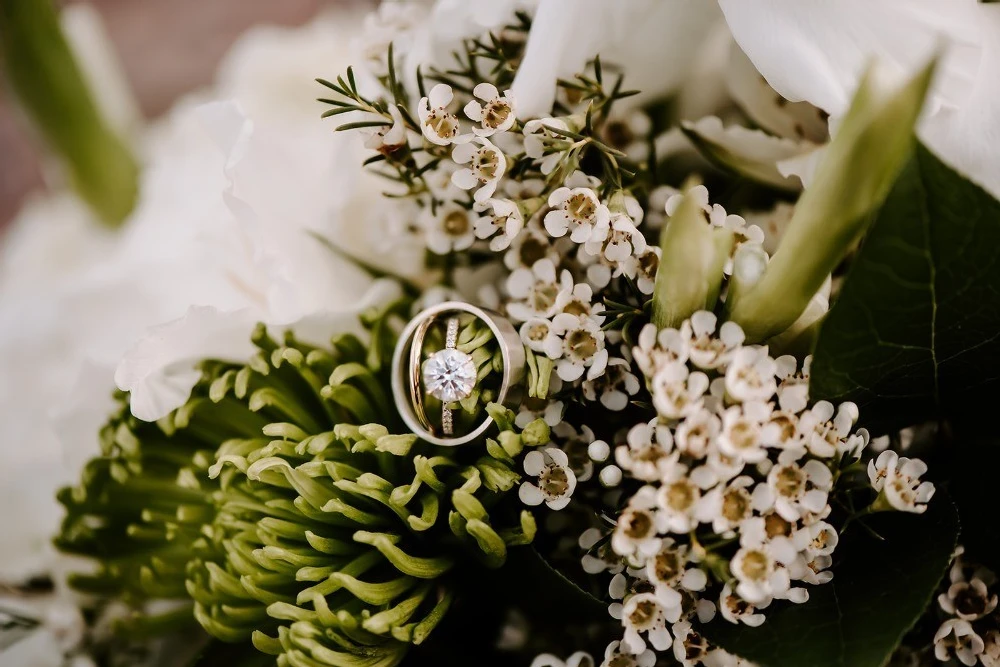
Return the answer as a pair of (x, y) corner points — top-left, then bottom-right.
(391, 301), (525, 446)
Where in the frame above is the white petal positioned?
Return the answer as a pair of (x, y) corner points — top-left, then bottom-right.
(524, 450), (546, 476)
(428, 83), (454, 109)
(519, 482), (545, 506)
(473, 81), (500, 101)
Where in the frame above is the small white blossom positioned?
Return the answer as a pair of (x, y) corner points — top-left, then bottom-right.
(421, 202), (475, 254)
(796, 400), (858, 458)
(451, 137), (506, 202)
(617, 420), (676, 482)
(418, 83), (466, 146)
(474, 198), (524, 251)
(718, 582), (768, 627)
(583, 357), (640, 410)
(700, 476), (758, 535)
(601, 641), (656, 667)
(585, 210), (646, 265)
(671, 620), (713, 667)
(731, 517), (804, 604)
(504, 222), (562, 271)
(554, 280), (605, 323)
(620, 247), (660, 295)
(646, 539), (707, 607)
(869, 450), (935, 514)
(725, 346), (778, 403)
(520, 318), (563, 359)
(621, 593), (673, 654)
(939, 574), (998, 622)
(717, 402), (773, 464)
(934, 619), (985, 667)
(675, 408), (722, 460)
(516, 393), (565, 430)
(550, 313), (608, 382)
(652, 362), (710, 421)
(544, 187), (611, 243)
(684, 311), (745, 371)
(657, 465), (703, 534)
(612, 486), (663, 562)
(519, 447), (577, 511)
(464, 82), (516, 137)
(634, 323), (690, 378)
(362, 105), (408, 153)
(506, 259), (564, 322)
(600, 110), (653, 162)
(757, 457), (833, 523)
(530, 652), (594, 667)
(524, 117), (570, 175)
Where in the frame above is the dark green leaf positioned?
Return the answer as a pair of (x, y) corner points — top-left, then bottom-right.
(949, 428), (1000, 573)
(704, 496), (959, 667)
(812, 143), (1000, 432)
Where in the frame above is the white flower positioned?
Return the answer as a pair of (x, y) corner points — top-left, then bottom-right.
(939, 574), (998, 621)
(473, 198), (524, 251)
(612, 486), (663, 562)
(795, 400), (858, 458)
(675, 408), (722, 461)
(520, 318), (563, 359)
(719, 1), (1000, 199)
(716, 402), (773, 464)
(731, 517), (804, 604)
(544, 187), (611, 243)
(421, 202), (476, 254)
(506, 259), (564, 322)
(550, 313), (608, 382)
(524, 117), (569, 175)
(504, 221), (562, 271)
(362, 104), (408, 153)
(718, 582), (768, 627)
(519, 447), (578, 510)
(617, 420), (676, 482)
(584, 210), (646, 265)
(725, 346), (778, 403)
(657, 465), (704, 534)
(684, 311), (745, 371)
(700, 476), (758, 536)
(646, 539), (708, 608)
(451, 137), (507, 202)
(552, 423), (600, 483)
(651, 362), (710, 422)
(579, 526), (624, 575)
(622, 592), (673, 654)
(554, 280), (605, 323)
(417, 83), (466, 146)
(583, 357), (640, 411)
(601, 640), (656, 667)
(530, 652), (594, 667)
(757, 457), (833, 523)
(464, 82), (517, 136)
(516, 394), (565, 430)
(600, 110), (653, 162)
(671, 620), (712, 667)
(877, 451), (936, 514)
(633, 323), (689, 378)
(934, 619), (986, 667)
(620, 247), (660, 295)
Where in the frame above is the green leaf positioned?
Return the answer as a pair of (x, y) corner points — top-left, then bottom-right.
(811, 144), (1000, 431)
(949, 429), (1000, 573)
(703, 496), (958, 667)
(187, 640), (272, 667)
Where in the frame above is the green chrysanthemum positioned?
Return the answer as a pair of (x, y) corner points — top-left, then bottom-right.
(57, 307), (543, 666)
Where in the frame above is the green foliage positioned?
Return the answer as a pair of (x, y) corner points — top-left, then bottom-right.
(704, 496), (959, 667)
(0, 0), (138, 225)
(812, 144), (1000, 432)
(57, 310), (536, 667)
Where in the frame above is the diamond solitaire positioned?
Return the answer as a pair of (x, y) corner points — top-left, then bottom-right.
(422, 348), (476, 402)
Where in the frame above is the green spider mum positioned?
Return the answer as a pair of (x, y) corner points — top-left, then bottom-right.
(57, 304), (545, 666)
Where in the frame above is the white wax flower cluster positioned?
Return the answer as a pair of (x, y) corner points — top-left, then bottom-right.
(589, 312), (935, 664)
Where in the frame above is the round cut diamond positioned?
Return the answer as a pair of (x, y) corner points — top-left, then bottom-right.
(422, 348), (477, 402)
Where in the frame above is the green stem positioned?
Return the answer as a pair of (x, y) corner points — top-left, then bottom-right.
(0, 0), (138, 225)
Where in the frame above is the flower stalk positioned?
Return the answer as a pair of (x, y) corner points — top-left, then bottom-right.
(727, 59), (937, 342)
(0, 0), (138, 226)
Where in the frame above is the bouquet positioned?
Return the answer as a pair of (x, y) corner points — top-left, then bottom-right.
(4, 2), (1000, 667)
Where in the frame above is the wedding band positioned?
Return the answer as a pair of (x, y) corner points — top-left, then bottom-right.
(391, 301), (525, 446)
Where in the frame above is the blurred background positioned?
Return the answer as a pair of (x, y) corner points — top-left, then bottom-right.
(0, 0), (363, 232)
